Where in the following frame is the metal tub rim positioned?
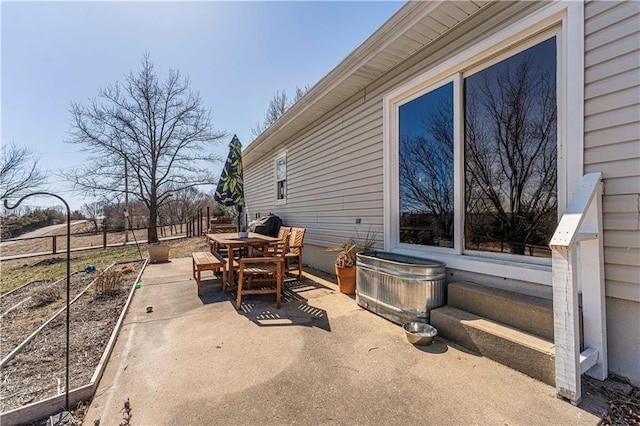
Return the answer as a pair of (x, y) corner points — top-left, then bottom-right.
(357, 250), (445, 268)
(357, 251), (446, 281)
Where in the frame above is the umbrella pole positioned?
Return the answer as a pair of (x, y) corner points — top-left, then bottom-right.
(238, 206), (243, 233)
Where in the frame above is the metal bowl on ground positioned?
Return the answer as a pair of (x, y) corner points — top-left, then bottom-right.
(403, 321), (438, 346)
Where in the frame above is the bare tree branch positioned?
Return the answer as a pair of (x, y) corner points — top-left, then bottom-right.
(250, 85), (310, 139)
(0, 143), (48, 200)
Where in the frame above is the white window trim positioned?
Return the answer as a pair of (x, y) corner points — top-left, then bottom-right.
(275, 153), (287, 205)
(383, 1), (584, 286)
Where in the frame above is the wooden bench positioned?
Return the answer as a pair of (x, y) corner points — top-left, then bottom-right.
(192, 251), (227, 296)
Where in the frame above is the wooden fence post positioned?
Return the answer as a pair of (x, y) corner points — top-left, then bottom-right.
(103, 228), (107, 248)
(52, 236), (57, 255)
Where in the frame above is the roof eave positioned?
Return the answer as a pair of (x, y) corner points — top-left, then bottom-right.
(243, 0), (491, 166)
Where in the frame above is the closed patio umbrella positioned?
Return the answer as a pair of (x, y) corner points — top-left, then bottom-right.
(214, 134), (245, 233)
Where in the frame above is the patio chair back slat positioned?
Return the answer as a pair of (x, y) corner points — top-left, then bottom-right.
(286, 227), (306, 280)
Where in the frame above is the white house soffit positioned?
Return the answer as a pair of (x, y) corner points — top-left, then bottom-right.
(243, 0), (490, 164)
(398, 32), (429, 50)
(386, 38), (419, 58)
(360, 61), (395, 76)
(405, 28), (434, 45)
(455, 1), (486, 16)
(352, 69), (383, 83)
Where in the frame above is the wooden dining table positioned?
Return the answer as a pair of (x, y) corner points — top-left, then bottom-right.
(205, 232), (280, 288)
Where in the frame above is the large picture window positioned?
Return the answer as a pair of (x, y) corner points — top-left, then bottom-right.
(464, 38), (557, 257)
(394, 36), (557, 259)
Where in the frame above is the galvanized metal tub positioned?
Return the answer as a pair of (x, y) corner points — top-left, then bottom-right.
(356, 251), (446, 325)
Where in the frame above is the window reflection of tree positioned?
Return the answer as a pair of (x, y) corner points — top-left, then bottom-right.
(464, 43), (557, 256)
(399, 90), (454, 247)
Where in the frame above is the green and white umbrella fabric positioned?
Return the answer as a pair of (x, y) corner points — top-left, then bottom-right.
(214, 134), (244, 231)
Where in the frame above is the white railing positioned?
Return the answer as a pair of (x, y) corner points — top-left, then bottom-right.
(549, 172), (607, 405)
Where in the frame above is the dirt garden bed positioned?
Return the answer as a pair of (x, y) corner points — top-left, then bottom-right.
(1, 272), (94, 360)
(0, 261), (144, 415)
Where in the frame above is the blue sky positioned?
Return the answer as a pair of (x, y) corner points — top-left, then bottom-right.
(1, 1), (404, 211)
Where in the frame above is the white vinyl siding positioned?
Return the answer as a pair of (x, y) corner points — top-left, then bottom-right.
(245, 95), (385, 248)
(584, 0), (640, 301)
(244, 153), (276, 219)
(276, 97), (384, 248)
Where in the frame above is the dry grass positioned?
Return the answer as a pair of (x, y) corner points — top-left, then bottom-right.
(30, 286), (61, 307)
(94, 269), (125, 296)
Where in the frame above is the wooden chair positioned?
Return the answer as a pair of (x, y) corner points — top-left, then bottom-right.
(276, 226), (292, 245)
(236, 238), (289, 309)
(285, 227), (306, 281)
(252, 226), (291, 257)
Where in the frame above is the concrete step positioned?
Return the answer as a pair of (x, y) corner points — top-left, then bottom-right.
(431, 305), (555, 386)
(447, 282), (554, 340)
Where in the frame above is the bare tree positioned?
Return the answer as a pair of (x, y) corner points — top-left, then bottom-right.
(263, 90), (288, 129)
(80, 200), (106, 231)
(251, 85), (309, 138)
(62, 53), (225, 242)
(465, 55), (557, 255)
(160, 186), (210, 227)
(293, 86), (307, 103)
(0, 142), (47, 200)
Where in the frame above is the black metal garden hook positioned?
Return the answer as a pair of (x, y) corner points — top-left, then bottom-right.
(4, 192), (71, 411)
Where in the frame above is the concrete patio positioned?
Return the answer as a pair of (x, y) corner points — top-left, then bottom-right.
(84, 257), (600, 425)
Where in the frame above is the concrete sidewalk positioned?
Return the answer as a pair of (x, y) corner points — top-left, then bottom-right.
(85, 258), (599, 425)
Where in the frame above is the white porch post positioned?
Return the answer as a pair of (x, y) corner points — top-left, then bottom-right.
(552, 248), (582, 403)
(549, 172), (606, 405)
(551, 246), (581, 403)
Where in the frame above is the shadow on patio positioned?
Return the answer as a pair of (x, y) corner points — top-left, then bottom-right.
(198, 274), (333, 331)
